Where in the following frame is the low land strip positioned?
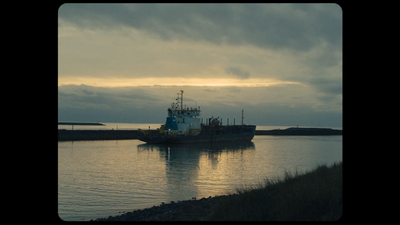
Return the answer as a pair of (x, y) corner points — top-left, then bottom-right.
(58, 128), (342, 141)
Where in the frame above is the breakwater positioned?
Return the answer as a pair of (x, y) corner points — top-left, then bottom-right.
(58, 130), (140, 141)
(256, 127), (342, 136)
(58, 127), (342, 141)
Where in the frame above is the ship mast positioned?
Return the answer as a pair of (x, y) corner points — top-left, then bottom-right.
(175, 90), (184, 111)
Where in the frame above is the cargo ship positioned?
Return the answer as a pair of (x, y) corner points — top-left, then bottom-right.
(137, 90), (256, 144)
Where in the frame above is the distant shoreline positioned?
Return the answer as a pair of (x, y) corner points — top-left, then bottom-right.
(58, 127), (342, 141)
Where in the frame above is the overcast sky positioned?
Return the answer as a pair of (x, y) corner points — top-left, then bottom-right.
(58, 3), (342, 127)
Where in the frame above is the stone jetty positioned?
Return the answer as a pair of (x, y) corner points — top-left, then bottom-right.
(58, 130), (140, 141)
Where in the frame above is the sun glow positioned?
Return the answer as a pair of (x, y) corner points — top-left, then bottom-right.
(58, 77), (301, 87)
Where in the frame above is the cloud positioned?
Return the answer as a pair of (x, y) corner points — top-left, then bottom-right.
(58, 84), (163, 110)
(309, 77), (342, 95)
(58, 3), (342, 91)
(225, 66), (250, 79)
(58, 4), (342, 53)
(58, 84), (341, 127)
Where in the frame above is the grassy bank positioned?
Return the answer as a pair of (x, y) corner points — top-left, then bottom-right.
(93, 162), (342, 221)
(208, 162), (342, 221)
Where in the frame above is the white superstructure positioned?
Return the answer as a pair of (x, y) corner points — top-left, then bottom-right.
(165, 90), (201, 135)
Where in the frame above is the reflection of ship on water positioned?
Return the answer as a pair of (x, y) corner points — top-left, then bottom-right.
(137, 90), (256, 144)
(137, 141), (255, 152)
(137, 142), (255, 201)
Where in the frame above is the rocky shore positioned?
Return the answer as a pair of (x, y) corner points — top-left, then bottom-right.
(91, 162), (342, 221)
(91, 195), (235, 221)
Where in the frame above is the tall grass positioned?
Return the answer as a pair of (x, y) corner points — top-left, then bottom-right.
(208, 162), (342, 221)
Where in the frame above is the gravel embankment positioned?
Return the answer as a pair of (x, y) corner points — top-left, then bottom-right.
(91, 195), (237, 221)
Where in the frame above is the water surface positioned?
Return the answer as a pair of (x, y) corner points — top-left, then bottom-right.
(58, 135), (342, 221)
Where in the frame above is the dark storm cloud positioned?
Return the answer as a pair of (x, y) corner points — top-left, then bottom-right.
(58, 3), (342, 53)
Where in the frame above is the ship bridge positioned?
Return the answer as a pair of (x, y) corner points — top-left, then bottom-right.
(168, 107), (201, 117)
(165, 90), (201, 134)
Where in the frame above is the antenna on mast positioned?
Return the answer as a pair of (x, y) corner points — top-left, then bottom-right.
(241, 109), (244, 125)
(180, 90), (184, 111)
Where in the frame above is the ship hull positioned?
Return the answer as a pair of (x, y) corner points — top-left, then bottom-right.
(167, 132), (254, 144)
(138, 125), (256, 144)
(138, 133), (254, 144)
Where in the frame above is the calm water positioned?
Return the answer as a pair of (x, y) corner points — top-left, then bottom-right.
(58, 135), (342, 221)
